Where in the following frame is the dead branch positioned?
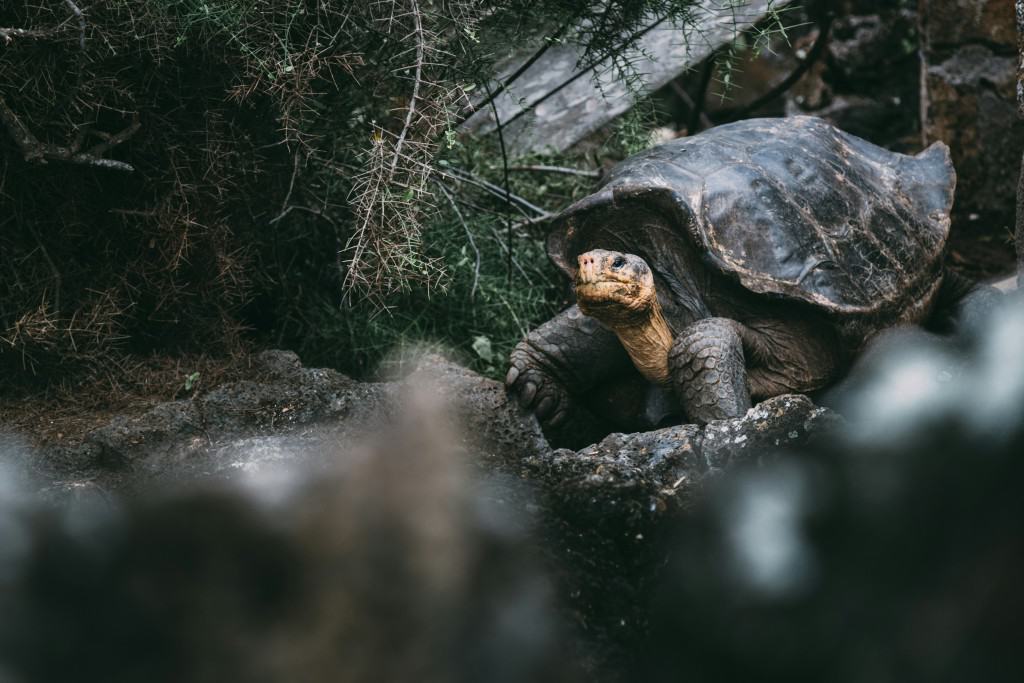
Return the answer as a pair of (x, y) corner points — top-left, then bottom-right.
(481, 75), (516, 285)
(455, 18), (574, 125)
(0, 96), (139, 172)
(508, 164), (601, 179)
(496, 15), (669, 134)
(1, 1), (81, 46)
(63, 0), (86, 50)
(486, 223), (530, 282)
(510, 211), (555, 229)
(0, 25), (62, 43)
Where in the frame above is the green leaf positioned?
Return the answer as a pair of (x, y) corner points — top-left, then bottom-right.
(471, 335), (494, 362)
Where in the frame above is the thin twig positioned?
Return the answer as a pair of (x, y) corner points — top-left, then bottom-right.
(456, 17), (574, 124)
(486, 224), (530, 282)
(508, 164), (601, 179)
(494, 15), (670, 134)
(271, 151), (302, 224)
(83, 117), (141, 157)
(0, 25), (62, 43)
(442, 167), (549, 217)
(31, 227), (61, 315)
(510, 212), (554, 229)
(268, 203), (339, 229)
(437, 183), (480, 298)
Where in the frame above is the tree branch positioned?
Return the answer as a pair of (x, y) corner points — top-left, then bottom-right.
(0, 25), (62, 43)
(508, 164), (601, 179)
(1, 1), (82, 46)
(63, 0), (86, 50)
(0, 96), (139, 172)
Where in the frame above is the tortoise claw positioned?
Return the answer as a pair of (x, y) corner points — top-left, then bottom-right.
(519, 381), (538, 407)
(535, 395), (556, 419)
(547, 409), (568, 428)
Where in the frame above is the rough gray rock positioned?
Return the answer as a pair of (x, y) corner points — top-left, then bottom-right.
(1017, 0), (1024, 286)
(920, 0), (1023, 231)
(11, 349), (837, 675)
(27, 350), (836, 510)
(33, 350), (393, 491)
(526, 394), (834, 514)
(512, 393), (835, 659)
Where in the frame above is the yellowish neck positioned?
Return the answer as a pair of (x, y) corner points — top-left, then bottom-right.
(613, 301), (674, 385)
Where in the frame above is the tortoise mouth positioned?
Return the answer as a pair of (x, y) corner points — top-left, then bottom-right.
(575, 279), (656, 324)
(576, 280), (642, 303)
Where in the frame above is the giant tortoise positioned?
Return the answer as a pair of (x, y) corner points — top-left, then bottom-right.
(506, 116), (992, 438)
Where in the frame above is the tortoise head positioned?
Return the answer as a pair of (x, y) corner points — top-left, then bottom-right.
(575, 249), (658, 326)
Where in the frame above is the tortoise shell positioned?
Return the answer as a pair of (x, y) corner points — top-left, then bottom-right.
(548, 116), (955, 317)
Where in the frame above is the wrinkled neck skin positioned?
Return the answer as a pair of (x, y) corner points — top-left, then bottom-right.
(603, 298), (674, 386)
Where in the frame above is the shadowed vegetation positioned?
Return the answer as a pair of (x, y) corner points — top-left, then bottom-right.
(0, 0), (788, 390)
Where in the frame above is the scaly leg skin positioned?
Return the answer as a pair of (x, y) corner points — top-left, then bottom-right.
(507, 305), (630, 445)
(668, 317), (751, 424)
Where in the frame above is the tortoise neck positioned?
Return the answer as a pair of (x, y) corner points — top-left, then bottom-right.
(612, 299), (674, 385)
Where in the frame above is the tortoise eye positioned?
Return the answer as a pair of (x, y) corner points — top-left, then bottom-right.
(612, 256), (626, 269)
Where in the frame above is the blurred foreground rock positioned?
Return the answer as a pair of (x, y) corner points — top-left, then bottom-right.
(14, 349), (835, 674)
(27, 350), (834, 506)
(7, 295), (1024, 682)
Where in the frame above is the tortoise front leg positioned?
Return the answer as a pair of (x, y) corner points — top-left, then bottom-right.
(507, 305), (630, 437)
(668, 317), (752, 424)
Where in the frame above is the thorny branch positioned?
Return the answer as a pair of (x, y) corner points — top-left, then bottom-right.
(341, 0), (478, 307)
(389, 0), (423, 179)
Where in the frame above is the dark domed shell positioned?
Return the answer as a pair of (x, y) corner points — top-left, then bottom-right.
(548, 116), (954, 316)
